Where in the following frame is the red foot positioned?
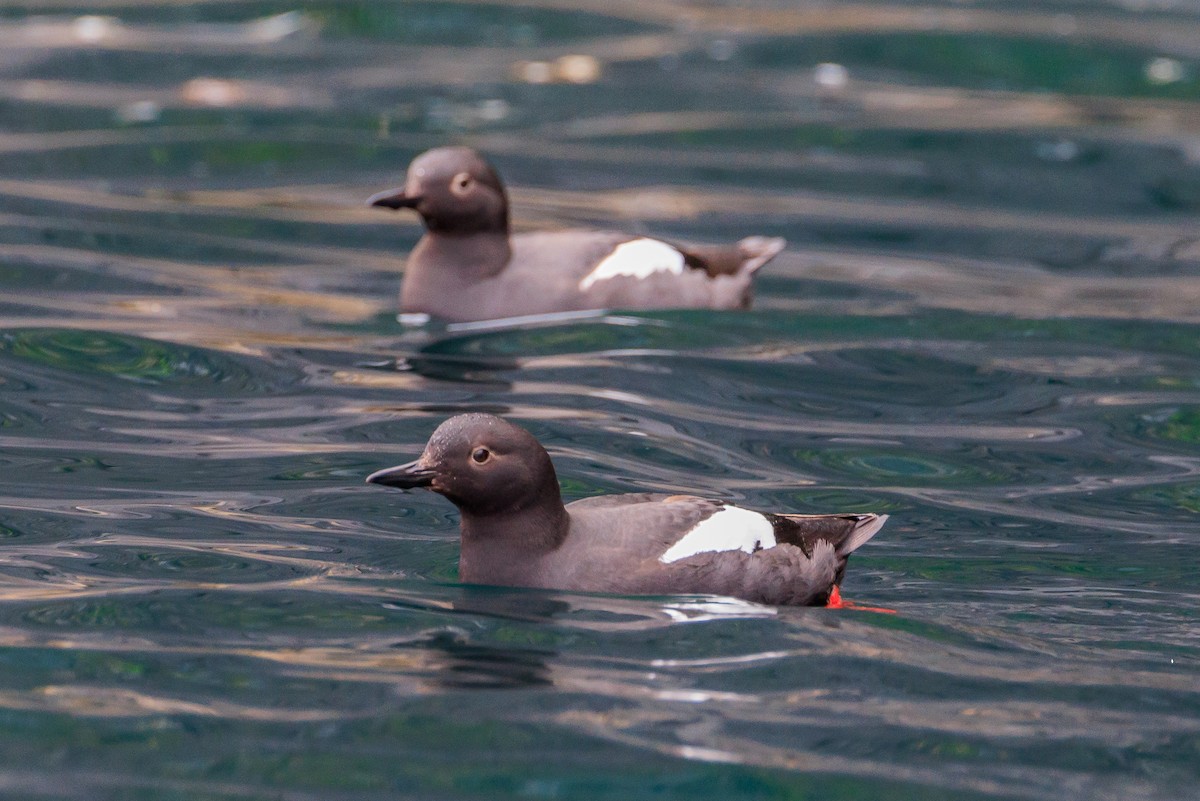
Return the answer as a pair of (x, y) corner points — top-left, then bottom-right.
(824, 585), (897, 614)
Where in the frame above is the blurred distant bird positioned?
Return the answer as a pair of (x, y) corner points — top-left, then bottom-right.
(368, 147), (785, 323)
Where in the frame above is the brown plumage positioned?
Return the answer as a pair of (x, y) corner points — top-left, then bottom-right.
(368, 147), (786, 323)
(366, 414), (886, 606)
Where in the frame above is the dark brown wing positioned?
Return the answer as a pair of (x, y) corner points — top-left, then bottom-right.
(676, 236), (786, 278)
(769, 513), (887, 559)
(770, 512), (887, 590)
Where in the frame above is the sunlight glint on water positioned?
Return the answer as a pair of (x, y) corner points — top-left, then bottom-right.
(0, 2), (1198, 800)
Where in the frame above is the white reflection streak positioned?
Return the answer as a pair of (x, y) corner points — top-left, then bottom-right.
(675, 744), (744, 763)
(893, 487), (1200, 537)
(502, 382), (1084, 442)
(5, 12), (315, 51)
(653, 690), (750, 704)
(0, 685), (343, 722)
(582, 723), (1161, 801)
(660, 597), (778, 622)
(650, 650), (796, 669)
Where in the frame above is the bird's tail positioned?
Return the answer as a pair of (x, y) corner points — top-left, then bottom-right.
(836, 513), (888, 556)
(736, 236), (787, 275)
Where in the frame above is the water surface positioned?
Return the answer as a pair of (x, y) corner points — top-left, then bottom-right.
(0, 2), (1198, 799)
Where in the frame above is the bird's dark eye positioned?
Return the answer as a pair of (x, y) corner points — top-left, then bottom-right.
(471, 447), (490, 464)
(451, 172), (473, 195)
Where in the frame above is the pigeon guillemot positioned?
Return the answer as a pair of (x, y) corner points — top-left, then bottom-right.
(368, 147), (786, 323)
(365, 414), (886, 606)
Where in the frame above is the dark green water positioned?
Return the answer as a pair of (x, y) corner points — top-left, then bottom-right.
(1, 2), (1198, 799)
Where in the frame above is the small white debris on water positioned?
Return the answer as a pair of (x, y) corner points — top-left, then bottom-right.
(516, 60), (554, 84)
(557, 55), (602, 84)
(115, 100), (161, 124)
(660, 506), (777, 564)
(513, 56), (602, 85)
(245, 11), (311, 43)
(72, 15), (118, 43)
(707, 39), (736, 62)
(814, 62), (849, 89)
(579, 239), (685, 291)
(477, 98), (511, 122)
(1145, 57), (1184, 85)
(181, 78), (247, 107)
(1036, 139), (1079, 162)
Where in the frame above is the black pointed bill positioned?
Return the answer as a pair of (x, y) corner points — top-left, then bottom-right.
(366, 460), (436, 488)
(367, 187), (423, 209)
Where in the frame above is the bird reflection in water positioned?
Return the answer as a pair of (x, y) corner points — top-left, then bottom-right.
(412, 629), (555, 690)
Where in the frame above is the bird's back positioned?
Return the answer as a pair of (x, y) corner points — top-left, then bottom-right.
(538, 494), (883, 605)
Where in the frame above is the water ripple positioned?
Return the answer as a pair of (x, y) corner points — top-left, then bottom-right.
(1, 1), (1199, 799)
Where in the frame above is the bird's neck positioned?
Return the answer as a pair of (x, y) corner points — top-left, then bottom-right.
(400, 232), (512, 316)
(414, 231), (512, 280)
(457, 501), (570, 586)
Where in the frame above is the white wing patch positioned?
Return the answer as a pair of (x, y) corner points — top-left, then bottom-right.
(579, 238), (686, 291)
(659, 506), (777, 564)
